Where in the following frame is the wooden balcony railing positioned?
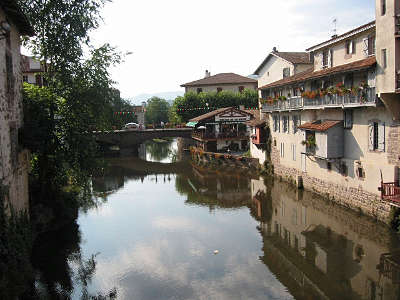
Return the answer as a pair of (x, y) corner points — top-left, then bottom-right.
(261, 88), (376, 112)
(380, 182), (400, 204)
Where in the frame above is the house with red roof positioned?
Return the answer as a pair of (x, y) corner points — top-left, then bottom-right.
(181, 71), (257, 94)
(253, 0), (400, 222)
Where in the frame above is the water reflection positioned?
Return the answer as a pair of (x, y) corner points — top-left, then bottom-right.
(251, 177), (400, 300)
(21, 139), (400, 299)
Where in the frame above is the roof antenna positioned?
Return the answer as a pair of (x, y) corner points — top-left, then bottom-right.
(332, 18), (338, 38)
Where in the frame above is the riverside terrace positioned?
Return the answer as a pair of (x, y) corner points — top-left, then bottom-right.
(93, 127), (192, 149)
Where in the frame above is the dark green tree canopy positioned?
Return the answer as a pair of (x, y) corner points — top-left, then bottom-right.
(170, 89), (258, 123)
(145, 97), (170, 125)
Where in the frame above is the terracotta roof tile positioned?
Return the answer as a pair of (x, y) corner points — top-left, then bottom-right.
(274, 52), (312, 65)
(254, 52), (311, 75)
(181, 73), (257, 87)
(259, 56), (376, 90)
(298, 120), (342, 132)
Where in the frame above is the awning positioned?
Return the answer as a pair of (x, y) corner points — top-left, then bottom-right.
(186, 121), (198, 127)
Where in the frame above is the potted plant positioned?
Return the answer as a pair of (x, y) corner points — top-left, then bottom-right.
(301, 135), (317, 149)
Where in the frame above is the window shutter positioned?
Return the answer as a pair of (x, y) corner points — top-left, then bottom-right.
(378, 122), (385, 151)
(352, 40), (356, 54)
(328, 49), (333, 67)
(278, 115), (281, 132)
(363, 38), (369, 57)
(320, 53), (324, 68)
(368, 122), (374, 151)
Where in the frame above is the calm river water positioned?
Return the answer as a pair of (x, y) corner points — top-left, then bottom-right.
(35, 138), (400, 299)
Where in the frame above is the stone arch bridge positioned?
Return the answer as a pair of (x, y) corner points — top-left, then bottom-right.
(93, 128), (193, 148)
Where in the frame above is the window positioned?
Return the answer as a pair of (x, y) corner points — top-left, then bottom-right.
(273, 115), (280, 132)
(382, 49), (387, 69)
(292, 115), (299, 133)
(283, 67), (290, 78)
(364, 35), (376, 56)
(327, 162), (332, 171)
(291, 143), (296, 161)
(293, 87), (298, 96)
(283, 116), (288, 133)
(346, 40), (355, 54)
(340, 162), (348, 176)
(322, 50), (328, 67)
(217, 87), (223, 93)
(22, 75), (28, 82)
(280, 142), (285, 157)
(35, 75), (42, 87)
(344, 73), (354, 88)
(261, 89), (270, 98)
(197, 88), (202, 94)
(356, 166), (365, 179)
(238, 86), (244, 93)
(344, 110), (353, 129)
(368, 121), (385, 151)
(381, 0), (386, 15)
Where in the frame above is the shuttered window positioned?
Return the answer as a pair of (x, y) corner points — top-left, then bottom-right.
(291, 143), (296, 161)
(292, 115), (299, 133)
(328, 49), (333, 67)
(344, 110), (353, 129)
(280, 142), (285, 157)
(368, 121), (385, 151)
(283, 67), (290, 78)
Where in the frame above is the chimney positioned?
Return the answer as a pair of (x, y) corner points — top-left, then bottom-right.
(272, 47), (278, 52)
(204, 70), (211, 78)
(331, 34), (338, 39)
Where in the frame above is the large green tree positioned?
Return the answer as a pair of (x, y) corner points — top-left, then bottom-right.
(170, 89), (258, 123)
(18, 0), (125, 200)
(145, 97), (170, 125)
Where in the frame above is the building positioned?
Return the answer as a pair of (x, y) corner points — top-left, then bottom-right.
(256, 0), (400, 222)
(181, 71), (257, 94)
(250, 49), (312, 165)
(21, 54), (45, 86)
(0, 0), (34, 212)
(254, 48), (312, 90)
(132, 101), (146, 126)
(188, 107), (256, 152)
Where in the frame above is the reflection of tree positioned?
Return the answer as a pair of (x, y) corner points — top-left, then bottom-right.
(175, 166), (252, 210)
(145, 139), (174, 162)
(25, 220), (117, 299)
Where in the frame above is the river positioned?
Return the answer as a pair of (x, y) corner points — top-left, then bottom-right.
(31, 138), (400, 299)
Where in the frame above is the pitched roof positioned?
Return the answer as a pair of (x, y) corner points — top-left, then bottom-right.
(259, 56), (376, 90)
(189, 107), (254, 122)
(0, 0), (34, 36)
(306, 21), (375, 52)
(254, 51), (311, 75)
(181, 73), (257, 87)
(298, 120), (342, 132)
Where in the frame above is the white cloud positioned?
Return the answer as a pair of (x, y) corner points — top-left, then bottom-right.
(90, 0), (375, 97)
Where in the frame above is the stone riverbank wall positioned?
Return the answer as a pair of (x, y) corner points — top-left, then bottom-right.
(270, 145), (393, 223)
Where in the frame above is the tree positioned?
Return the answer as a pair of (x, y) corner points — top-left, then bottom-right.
(170, 89), (258, 123)
(18, 0), (125, 201)
(145, 97), (170, 125)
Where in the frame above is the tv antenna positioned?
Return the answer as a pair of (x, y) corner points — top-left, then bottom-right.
(333, 18), (337, 36)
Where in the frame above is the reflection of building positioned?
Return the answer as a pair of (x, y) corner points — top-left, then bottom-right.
(181, 71), (257, 94)
(189, 107), (255, 152)
(255, 0), (400, 220)
(251, 177), (400, 300)
(0, 1), (34, 212)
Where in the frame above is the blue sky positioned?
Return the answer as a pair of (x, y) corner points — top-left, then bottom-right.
(90, 0), (376, 99)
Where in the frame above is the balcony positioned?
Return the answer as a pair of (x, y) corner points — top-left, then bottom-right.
(261, 88), (376, 112)
(192, 131), (249, 141)
(380, 182), (400, 204)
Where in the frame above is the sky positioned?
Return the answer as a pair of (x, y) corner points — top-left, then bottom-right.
(90, 0), (375, 99)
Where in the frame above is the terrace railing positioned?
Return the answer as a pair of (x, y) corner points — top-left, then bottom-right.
(380, 182), (400, 204)
(261, 87), (376, 112)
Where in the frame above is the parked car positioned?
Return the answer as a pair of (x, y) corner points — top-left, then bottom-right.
(123, 122), (140, 130)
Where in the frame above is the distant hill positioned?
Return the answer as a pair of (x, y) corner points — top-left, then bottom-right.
(130, 91), (184, 105)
